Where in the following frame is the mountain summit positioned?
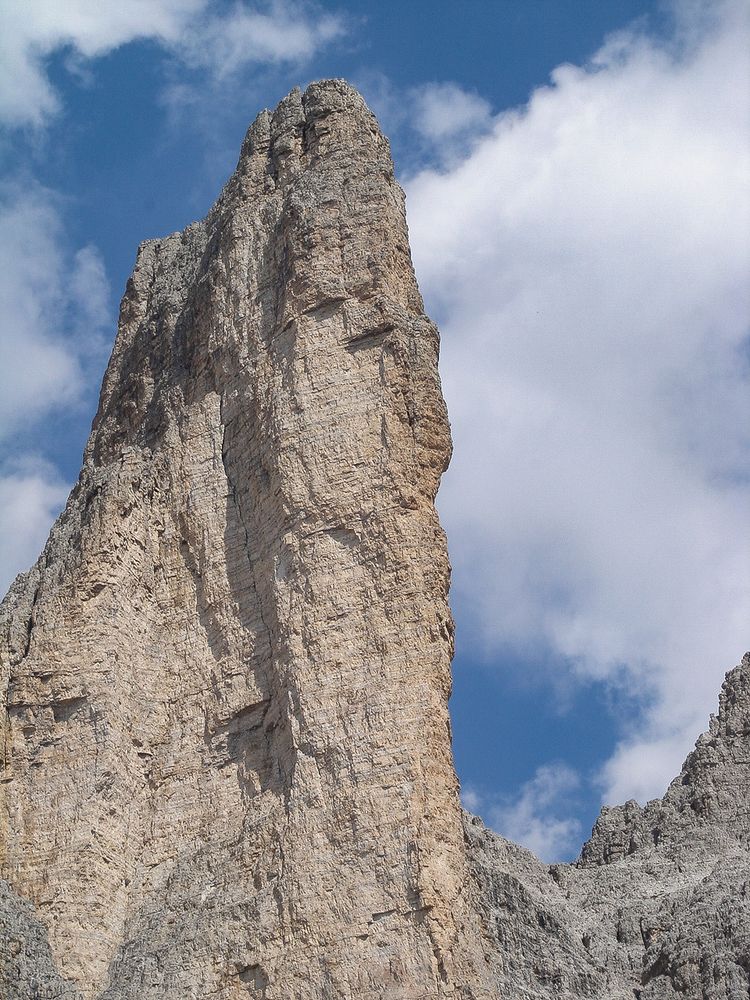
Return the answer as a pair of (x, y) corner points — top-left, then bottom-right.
(1, 81), (747, 1000)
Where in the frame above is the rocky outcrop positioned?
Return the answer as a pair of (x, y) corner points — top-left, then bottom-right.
(582, 652), (750, 865)
(468, 653), (750, 999)
(0, 80), (746, 999)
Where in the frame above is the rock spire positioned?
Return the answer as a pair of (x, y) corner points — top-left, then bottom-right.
(0, 80), (493, 998)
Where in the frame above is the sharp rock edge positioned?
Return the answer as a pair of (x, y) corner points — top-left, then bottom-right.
(1, 80), (748, 1000)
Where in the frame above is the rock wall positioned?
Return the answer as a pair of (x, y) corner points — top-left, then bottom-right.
(0, 81), (493, 999)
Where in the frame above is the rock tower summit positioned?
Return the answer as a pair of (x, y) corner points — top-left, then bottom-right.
(1, 81), (748, 1000)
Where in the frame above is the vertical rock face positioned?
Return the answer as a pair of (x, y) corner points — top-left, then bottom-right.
(0, 81), (491, 998)
(1, 79), (747, 1000)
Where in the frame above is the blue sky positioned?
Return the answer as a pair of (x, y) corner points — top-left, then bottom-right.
(1, 0), (748, 861)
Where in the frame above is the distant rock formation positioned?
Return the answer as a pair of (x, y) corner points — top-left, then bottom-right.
(469, 652), (750, 998)
(1, 81), (746, 999)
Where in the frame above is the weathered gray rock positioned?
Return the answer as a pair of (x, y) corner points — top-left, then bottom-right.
(0, 79), (747, 999)
(468, 653), (750, 999)
(0, 881), (81, 999)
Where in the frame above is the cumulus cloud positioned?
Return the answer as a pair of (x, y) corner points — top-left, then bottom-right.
(69, 244), (112, 351)
(0, 456), (69, 595)
(0, 183), (110, 589)
(0, 0), (345, 589)
(406, 0), (750, 804)
(464, 764), (583, 862)
(0, 0), (345, 127)
(460, 786), (483, 814)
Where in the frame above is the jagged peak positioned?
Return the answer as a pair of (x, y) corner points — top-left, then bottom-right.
(580, 651), (750, 866)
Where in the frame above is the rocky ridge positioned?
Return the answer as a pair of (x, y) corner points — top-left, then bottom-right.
(1, 81), (747, 999)
(468, 652), (750, 999)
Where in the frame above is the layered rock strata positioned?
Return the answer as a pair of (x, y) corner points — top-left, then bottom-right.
(0, 81), (494, 999)
(1, 81), (747, 1000)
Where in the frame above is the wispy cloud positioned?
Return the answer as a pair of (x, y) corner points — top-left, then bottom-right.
(0, 0), (346, 128)
(464, 764), (584, 862)
(69, 244), (112, 353)
(0, 182), (110, 441)
(0, 456), (69, 595)
(0, 182), (111, 585)
(358, 73), (493, 170)
(0, 0), (202, 126)
(410, 81), (492, 143)
(407, 0), (750, 805)
(0, 1), (347, 591)
(175, 1), (346, 78)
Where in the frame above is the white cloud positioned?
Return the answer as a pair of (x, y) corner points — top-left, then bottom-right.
(406, 0), (750, 805)
(176, 1), (346, 78)
(0, 0), (345, 127)
(357, 74), (493, 170)
(0, 183), (111, 440)
(0, 456), (69, 594)
(468, 765), (583, 862)
(599, 732), (694, 806)
(0, 184), (108, 592)
(0, 0), (203, 126)
(0, 0), (346, 594)
(411, 82), (492, 142)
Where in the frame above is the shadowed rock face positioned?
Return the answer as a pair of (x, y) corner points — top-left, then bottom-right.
(0, 81), (747, 1000)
